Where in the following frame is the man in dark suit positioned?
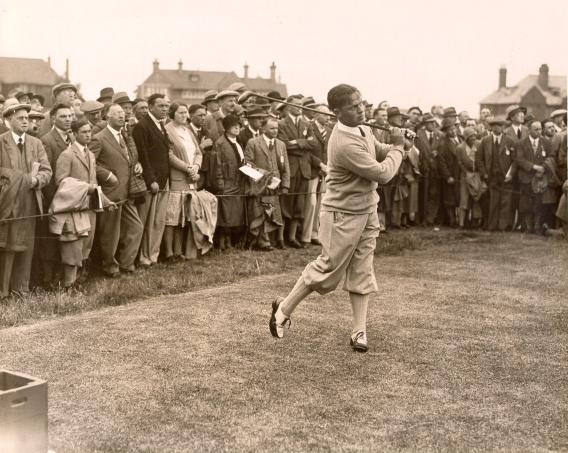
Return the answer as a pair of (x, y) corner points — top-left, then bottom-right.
(0, 103), (52, 295)
(38, 103), (74, 286)
(438, 118), (462, 227)
(415, 113), (442, 226)
(302, 105), (330, 245)
(132, 93), (171, 266)
(277, 95), (320, 248)
(477, 116), (517, 231)
(515, 119), (552, 234)
(89, 104), (144, 276)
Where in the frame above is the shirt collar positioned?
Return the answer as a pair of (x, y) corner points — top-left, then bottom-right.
(288, 113), (299, 124)
(248, 125), (259, 136)
(107, 124), (122, 140)
(492, 132), (502, 140)
(263, 134), (274, 147)
(11, 131), (25, 144)
(148, 112), (163, 129)
(530, 135), (539, 145)
(190, 123), (201, 133)
(337, 121), (364, 136)
(75, 142), (86, 153)
(55, 126), (70, 140)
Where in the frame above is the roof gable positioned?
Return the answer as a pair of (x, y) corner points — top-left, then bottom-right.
(481, 73), (566, 106)
(0, 57), (62, 86)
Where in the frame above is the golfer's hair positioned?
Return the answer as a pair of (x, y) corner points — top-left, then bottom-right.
(70, 118), (90, 133)
(327, 84), (359, 111)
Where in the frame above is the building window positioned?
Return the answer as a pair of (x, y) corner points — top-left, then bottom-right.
(181, 90), (203, 99)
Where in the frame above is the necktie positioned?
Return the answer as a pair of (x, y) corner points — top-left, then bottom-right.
(269, 140), (274, 151)
(17, 137), (24, 153)
(358, 127), (366, 137)
(65, 133), (71, 145)
(517, 128), (521, 139)
(159, 121), (168, 136)
(428, 133), (433, 146)
(322, 128), (327, 142)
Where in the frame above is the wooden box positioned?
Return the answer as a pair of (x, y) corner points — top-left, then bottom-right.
(0, 370), (48, 453)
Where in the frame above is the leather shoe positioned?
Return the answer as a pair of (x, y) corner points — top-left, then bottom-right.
(288, 239), (304, 249)
(103, 270), (120, 279)
(350, 331), (368, 353)
(311, 238), (321, 246)
(257, 245), (273, 252)
(269, 297), (290, 338)
(275, 240), (286, 250)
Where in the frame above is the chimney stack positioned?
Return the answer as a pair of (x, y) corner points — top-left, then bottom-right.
(178, 59), (183, 72)
(153, 59), (160, 74)
(65, 58), (69, 81)
(270, 62), (276, 82)
(244, 62), (249, 79)
(538, 64), (549, 90)
(499, 65), (506, 89)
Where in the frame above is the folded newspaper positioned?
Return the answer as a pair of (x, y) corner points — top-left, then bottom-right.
(239, 165), (264, 181)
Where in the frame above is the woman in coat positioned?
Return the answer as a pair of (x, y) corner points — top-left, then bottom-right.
(163, 103), (202, 260)
(457, 127), (483, 228)
(214, 114), (247, 249)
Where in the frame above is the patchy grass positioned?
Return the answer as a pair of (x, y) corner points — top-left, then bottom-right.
(2, 227), (472, 328)
(0, 231), (566, 452)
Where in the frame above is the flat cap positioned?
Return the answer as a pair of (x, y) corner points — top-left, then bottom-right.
(238, 91), (255, 105)
(215, 90), (239, 101)
(52, 82), (77, 97)
(28, 110), (46, 120)
(227, 82), (247, 93)
(202, 90), (218, 104)
(302, 96), (316, 107)
(81, 100), (104, 113)
(246, 107), (268, 118)
(421, 113), (437, 123)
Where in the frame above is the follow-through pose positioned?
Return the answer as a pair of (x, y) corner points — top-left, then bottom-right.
(269, 84), (408, 352)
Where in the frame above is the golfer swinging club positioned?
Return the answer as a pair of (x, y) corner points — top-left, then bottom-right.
(270, 84), (408, 352)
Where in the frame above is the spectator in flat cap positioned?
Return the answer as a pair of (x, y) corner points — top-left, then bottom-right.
(38, 102), (75, 286)
(38, 83), (77, 137)
(97, 87), (115, 105)
(214, 114), (247, 250)
(27, 110), (45, 137)
(204, 90), (239, 142)
(238, 107), (267, 149)
(82, 100), (106, 134)
(227, 82), (247, 94)
(132, 93), (171, 267)
(0, 102), (52, 295)
(238, 91), (257, 111)
(202, 90), (219, 116)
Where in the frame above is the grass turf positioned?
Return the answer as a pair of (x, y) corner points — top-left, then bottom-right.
(0, 231), (566, 452)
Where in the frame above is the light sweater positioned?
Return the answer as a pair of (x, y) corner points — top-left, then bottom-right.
(322, 124), (404, 214)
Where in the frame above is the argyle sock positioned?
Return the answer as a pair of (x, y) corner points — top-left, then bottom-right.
(350, 292), (369, 336)
(280, 276), (312, 318)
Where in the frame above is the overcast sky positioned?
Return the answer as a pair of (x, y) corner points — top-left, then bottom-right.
(1, 0), (567, 115)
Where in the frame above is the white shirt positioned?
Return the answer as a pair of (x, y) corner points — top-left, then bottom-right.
(148, 112), (163, 131)
(55, 126), (71, 144)
(263, 134), (275, 149)
(248, 125), (260, 138)
(107, 125), (123, 145)
(75, 142), (86, 154)
(288, 113), (300, 126)
(512, 125), (522, 136)
(492, 132), (502, 144)
(337, 121), (365, 136)
(227, 136), (244, 161)
(11, 131), (25, 146)
(530, 136), (539, 150)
